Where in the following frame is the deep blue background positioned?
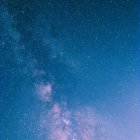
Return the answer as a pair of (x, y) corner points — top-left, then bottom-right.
(0, 0), (140, 139)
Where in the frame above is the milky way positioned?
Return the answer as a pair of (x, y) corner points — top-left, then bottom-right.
(35, 83), (107, 140)
(0, 1), (140, 140)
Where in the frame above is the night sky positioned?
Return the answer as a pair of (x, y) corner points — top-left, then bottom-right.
(0, 0), (140, 140)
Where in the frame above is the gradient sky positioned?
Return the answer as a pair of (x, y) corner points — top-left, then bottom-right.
(0, 0), (140, 140)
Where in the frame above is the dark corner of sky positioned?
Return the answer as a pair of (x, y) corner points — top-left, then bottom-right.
(0, 0), (140, 140)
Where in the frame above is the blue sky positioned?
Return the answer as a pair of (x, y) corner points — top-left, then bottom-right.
(0, 0), (140, 140)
